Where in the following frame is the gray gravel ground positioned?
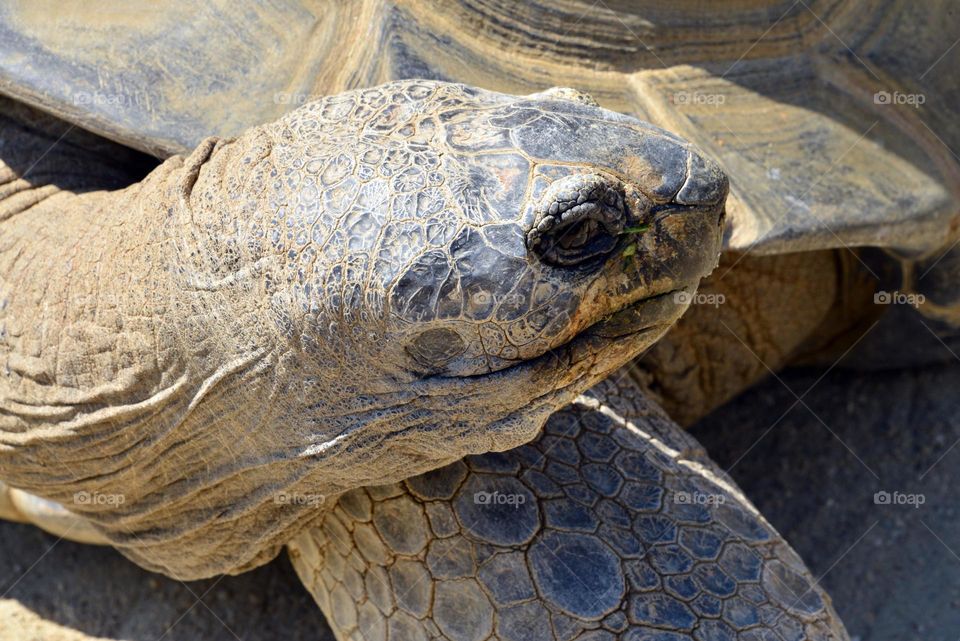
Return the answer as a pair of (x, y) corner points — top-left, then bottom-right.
(1, 362), (957, 640)
(693, 362), (960, 641)
(0, 525), (333, 640)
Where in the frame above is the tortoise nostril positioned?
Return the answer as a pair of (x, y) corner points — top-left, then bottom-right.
(526, 173), (628, 267)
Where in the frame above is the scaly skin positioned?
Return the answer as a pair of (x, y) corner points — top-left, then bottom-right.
(289, 373), (848, 640)
(0, 83), (850, 638)
(0, 82), (725, 578)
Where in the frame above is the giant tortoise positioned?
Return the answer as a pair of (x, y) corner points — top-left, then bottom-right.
(2, 0), (957, 411)
(0, 2), (958, 640)
(0, 76), (858, 640)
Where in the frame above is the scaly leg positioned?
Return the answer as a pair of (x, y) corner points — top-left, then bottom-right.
(288, 375), (849, 641)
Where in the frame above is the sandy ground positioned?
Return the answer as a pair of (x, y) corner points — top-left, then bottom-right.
(1, 362), (957, 640)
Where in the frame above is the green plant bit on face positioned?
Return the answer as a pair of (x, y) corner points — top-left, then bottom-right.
(619, 224), (647, 266)
(619, 241), (638, 269)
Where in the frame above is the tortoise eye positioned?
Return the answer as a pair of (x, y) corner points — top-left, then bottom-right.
(557, 217), (602, 251)
(526, 173), (627, 267)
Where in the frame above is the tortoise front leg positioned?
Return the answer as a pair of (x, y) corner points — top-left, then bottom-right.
(287, 376), (849, 641)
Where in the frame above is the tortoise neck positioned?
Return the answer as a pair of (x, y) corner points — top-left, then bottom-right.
(0, 129), (326, 578)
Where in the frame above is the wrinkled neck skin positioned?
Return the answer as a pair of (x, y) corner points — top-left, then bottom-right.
(0, 139), (286, 576)
(0, 128), (601, 578)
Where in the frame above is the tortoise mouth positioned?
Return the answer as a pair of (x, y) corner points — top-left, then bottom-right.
(577, 287), (685, 339)
(441, 284), (691, 384)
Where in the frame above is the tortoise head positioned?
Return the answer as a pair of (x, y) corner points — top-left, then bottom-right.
(3, 81), (725, 578)
(186, 81), (726, 485)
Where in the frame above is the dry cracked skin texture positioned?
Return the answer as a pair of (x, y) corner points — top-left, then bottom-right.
(5, 76), (868, 640)
(3, 363), (960, 640)
(0, 81), (725, 579)
(0, 74), (859, 639)
(0, 2), (952, 636)
(288, 376), (847, 641)
(0, 369), (854, 639)
(634, 251), (841, 427)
